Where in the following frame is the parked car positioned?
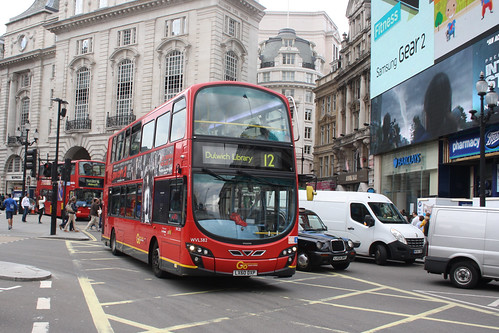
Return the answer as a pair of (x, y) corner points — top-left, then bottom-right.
(424, 205), (499, 289)
(297, 208), (357, 271)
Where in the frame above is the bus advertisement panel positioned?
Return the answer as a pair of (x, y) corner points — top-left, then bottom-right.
(102, 81), (299, 278)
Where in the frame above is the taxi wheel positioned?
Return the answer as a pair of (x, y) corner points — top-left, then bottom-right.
(332, 262), (350, 271)
(297, 252), (312, 271)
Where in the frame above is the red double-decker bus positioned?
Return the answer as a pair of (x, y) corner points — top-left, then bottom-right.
(37, 160), (105, 219)
(102, 81), (299, 278)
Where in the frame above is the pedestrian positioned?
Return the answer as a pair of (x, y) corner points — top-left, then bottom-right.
(98, 199), (103, 231)
(411, 212), (419, 226)
(400, 209), (408, 222)
(85, 198), (100, 231)
(3, 194), (18, 230)
(64, 196), (79, 232)
(416, 215), (425, 231)
(37, 194), (46, 224)
(21, 193), (31, 222)
(422, 212), (430, 236)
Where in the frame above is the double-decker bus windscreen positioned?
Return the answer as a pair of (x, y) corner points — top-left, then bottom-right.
(193, 172), (296, 242)
(79, 161), (105, 177)
(193, 85), (291, 142)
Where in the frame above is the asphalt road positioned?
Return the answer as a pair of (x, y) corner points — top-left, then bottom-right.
(1, 221), (498, 333)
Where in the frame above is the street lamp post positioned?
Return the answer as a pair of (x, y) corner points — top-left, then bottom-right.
(50, 98), (68, 235)
(470, 72), (498, 207)
(15, 121), (38, 209)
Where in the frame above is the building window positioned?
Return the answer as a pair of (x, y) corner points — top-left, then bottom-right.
(305, 109), (312, 121)
(20, 97), (30, 132)
(283, 39), (294, 47)
(225, 16), (241, 39)
(75, 67), (90, 119)
(7, 156), (22, 173)
(321, 98), (325, 116)
(330, 155), (335, 175)
(77, 38), (93, 55)
(306, 73), (313, 83)
(282, 53), (295, 65)
(354, 78), (361, 99)
(166, 17), (187, 37)
(332, 122), (336, 138)
(282, 89), (294, 97)
(319, 157), (323, 178)
(304, 145), (311, 154)
(75, 0), (83, 15)
(320, 126), (324, 145)
(164, 50), (184, 101)
(20, 73), (30, 88)
(116, 59), (134, 117)
(224, 51), (238, 81)
(333, 94), (337, 110)
(327, 96), (331, 114)
(305, 90), (313, 103)
(324, 156), (329, 177)
(304, 127), (311, 139)
(118, 28), (136, 47)
(282, 71), (294, 81)
(262, 72), (270, 82)
(99, 0), (108, 7)
(326, 124), (330, 143)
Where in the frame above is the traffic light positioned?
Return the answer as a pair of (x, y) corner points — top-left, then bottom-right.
(62, 158), (72, 181)
(43, 162), (52, 177)
(25, 149), (37, 177)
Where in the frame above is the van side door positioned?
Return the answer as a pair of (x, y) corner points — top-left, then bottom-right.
(483, 210), (499, 277)
(349, 202), (375, 255)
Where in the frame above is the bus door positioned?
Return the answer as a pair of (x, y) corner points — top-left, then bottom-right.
(152, 178), (185, 264)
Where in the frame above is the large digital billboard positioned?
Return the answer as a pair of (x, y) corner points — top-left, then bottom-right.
(371, 30), (499, 155)
(371, 0), (499, 98)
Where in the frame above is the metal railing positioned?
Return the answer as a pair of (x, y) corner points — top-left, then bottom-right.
(66, 118), (92, 131)
(106, 113), (136, 128)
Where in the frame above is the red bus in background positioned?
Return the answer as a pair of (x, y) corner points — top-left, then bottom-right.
(37, 160), (105, 219)
(102, 81), (299, 278)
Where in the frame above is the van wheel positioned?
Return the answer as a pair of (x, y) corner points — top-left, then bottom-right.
(332, 262), (350, 271)
(450, 261), (479, 289)
(297, 252), (312, 271)
(151, 242), (167, 278)
(110, 230), (120, 256)
(374, 244), (387, 265)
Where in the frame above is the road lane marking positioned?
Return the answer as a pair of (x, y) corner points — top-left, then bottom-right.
(140, 316), (231, 333)
(489, 299), (499, 307)
(36, 297), (50, 310)
(67, 240), (114, 333)
(417, 290), (499, 314)
(40, 281), (51, 288)
(31, 322), (49, 333)
(0, 286), (21, 292)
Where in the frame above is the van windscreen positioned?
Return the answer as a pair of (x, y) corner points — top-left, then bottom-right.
(368, 202), (407, 224)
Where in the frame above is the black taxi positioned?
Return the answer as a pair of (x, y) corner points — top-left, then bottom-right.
(297, 208), (357, 271)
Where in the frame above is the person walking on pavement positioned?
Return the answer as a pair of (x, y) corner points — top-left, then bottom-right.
(3, 194), (18, 230)
(21, 193), (31, 222)
(64, 196), (79, 232)
(85, 198), (100, 231)
(37, 195), (46, 224)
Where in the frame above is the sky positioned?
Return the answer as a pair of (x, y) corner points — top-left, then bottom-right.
(0, 0), (349, 36)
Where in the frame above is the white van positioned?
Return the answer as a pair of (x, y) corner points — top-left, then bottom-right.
(298, 190), (425, 265)
(424, 206), (499, 288)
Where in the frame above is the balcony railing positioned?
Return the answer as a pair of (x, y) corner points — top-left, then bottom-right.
(260, 61), (275, 68)
(302, 62), (315, 70)
(106, 113), (136, 128)
(7, 136), (20, 146)
(66, 118), (92, 131)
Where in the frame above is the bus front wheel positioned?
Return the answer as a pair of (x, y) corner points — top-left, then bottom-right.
(151, 242), (167, 278)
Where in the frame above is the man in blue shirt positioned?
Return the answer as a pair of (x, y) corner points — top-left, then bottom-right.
(3, 194), (18, 230)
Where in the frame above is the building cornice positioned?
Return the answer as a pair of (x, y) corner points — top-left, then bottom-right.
(45, 0), (265, 34)
(0, 46), (56, 68)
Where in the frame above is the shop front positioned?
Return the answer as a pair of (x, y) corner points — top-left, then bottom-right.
(379, 142), (439, 214)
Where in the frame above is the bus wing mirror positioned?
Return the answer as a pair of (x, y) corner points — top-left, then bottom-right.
(306, 185), (316, 201)
(364, 215), (375, 227)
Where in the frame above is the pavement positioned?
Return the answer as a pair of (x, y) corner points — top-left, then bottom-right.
(0, 211), (93, 281)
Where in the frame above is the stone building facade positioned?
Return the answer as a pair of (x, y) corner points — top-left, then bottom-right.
(312, 0), (371, 191)
(257, 12), (341, 175)
(0, 0), (264, 195)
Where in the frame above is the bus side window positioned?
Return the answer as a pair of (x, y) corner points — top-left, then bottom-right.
(116, 132), (125, 161)
(119, 186), (126, 217)
(171, 98), (186, 142)
(123, 128), (131, 159)
(130, 123), (141, 157)
(110, 187), (121, 216)
(111, 136), (117, 163)
(141, 120), (155, 152)
(136, 184), (142, 220)
(169, 180), (184, 224)
(155, 111), (171, 147)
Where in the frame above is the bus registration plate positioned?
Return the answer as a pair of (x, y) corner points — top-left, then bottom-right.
(233, 270), (257, 276)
